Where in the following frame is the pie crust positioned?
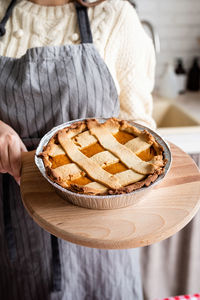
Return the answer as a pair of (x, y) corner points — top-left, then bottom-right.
(40, 118), (167, 195)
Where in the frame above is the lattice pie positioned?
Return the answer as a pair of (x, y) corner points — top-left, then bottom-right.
(40, 118), (167, 195)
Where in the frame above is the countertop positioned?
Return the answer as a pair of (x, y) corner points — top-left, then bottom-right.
(153, 92), (200, 123)
(153, 92), (200, 154)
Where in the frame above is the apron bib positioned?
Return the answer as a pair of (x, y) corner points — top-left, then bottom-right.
(0, 2), (143, 300)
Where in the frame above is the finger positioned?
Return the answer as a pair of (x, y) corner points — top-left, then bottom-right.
(14, 176), (20, 185)
(20, 140), (27, 153)
(0, 152), (6, 172)
(8, 139), (22, 179)
(0, 148), (3, 171)
(0, 136), (9, 172)
(0, 143), (12, 174)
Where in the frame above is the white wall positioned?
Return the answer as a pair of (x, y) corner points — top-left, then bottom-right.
(136, 0), (200, 88)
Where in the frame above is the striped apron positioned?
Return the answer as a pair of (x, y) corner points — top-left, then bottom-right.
(0, 2), (143, 300)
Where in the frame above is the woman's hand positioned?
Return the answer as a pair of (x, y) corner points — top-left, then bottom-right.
(0, 121), (27, 184)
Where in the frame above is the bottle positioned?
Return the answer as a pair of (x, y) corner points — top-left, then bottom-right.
(187, 58), (200, 91)
(175, 58), (186, 94)
(158, 62), (179, 99)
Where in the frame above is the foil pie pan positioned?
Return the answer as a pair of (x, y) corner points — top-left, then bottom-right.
(35, 118), (172, 210)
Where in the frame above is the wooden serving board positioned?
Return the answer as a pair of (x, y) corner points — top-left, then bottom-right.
(20, 144), (200, 249)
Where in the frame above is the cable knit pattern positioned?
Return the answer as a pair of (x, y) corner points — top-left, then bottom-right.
(0, 0), (156, 129)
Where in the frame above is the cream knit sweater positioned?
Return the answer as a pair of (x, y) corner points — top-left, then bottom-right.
(0, 0), (156, 129)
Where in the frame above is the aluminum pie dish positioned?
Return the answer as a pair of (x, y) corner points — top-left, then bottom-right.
(35, 118), (172, 210)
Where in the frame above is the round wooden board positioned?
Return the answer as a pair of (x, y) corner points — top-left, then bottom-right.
(20, 143), (200, 249)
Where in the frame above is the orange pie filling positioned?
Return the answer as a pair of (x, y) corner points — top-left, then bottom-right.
(104, 162), (128, 174)
(49, 155), (71, 169)
(114, 130), (135, 144)
(49, 130), (156, 187)
(137, 147), (156, 162)
(81, 142), (104, 157)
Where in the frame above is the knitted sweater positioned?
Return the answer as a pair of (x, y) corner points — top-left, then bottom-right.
(0, 0), (156, 129)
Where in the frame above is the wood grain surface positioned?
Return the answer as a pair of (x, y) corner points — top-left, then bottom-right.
(20, 143), (200, 249)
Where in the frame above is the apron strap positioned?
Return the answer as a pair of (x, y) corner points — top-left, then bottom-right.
(75, 0), (93, 44)
(51, 235), (62, 292)
(2, 174), (17, 262)
(0, 0), (93, 43)
(0, 0), (17, 37)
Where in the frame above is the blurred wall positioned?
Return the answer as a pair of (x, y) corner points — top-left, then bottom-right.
(136, 0), (200, 88)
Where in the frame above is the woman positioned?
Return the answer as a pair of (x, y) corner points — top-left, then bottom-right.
(0, 0), (156, 299)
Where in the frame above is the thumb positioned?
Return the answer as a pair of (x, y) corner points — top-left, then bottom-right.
(14, 176), (21, 186)
(20, 140), (28, 153)
(15, 141), (27, 186)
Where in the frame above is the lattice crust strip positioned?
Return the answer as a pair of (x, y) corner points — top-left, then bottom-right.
(125, 137), (152, 155)
(91, 151), (119, 167)
(83, 182), (108, 194)
(45, 136), (152, 160)
(58, 131), (122, 190)
(115, 170), (145, 186)
(73, 121), (120, 149)
(87, 120), (156, 175)
(57, 124), (157, 188)
(73, 129), (153, 154)
(51, 163), (85, 182)
(42, 118), (165, 195)
(48, 144), (65, 156)
(51, 148), (146, 189)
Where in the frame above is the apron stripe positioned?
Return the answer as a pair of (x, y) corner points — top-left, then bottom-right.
(0, 258), (7, 299)
(8, 188), (22, 300)
(12, 203), (26, 300)
(12, 183), (32, 300)
(71, 56), (80, 119)
(81, 54), (89, 116)
(0, 59), (7, 94)
(2, 174), (17, 262)
(73, 48), (88, 118)
(19, 199), (43, 300)
(4, 61), (15, 126)
(46, 60), (56, 127)
(0, 60), (7, 121)
(36, 62), (48, 135)
(54, 61), (64, 124)
(91, 52), (104, 116)
(37, 61), (55, 132)
(40, 230), (51, 290)
(0, 60), (7, 123)
(1, 177), (19, 300)
(12, 62), (22, 134)
(51, 235), (62, 292)
(28, 63), (40, 138)
(13, 186), (36, 300)
(20, 64), (34, 148)
(63, 58), (71, 121)
(85, 49), (97, 116)
(0, 59), (6, 73)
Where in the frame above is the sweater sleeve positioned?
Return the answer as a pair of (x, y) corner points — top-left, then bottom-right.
(116, 2), (156, 129)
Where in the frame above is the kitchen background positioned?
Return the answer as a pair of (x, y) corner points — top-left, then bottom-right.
(132, 0), (200, 159)
(134, 3), (200, 299)
(133, 2), (200, 298)
(136, 0), (200, 89)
